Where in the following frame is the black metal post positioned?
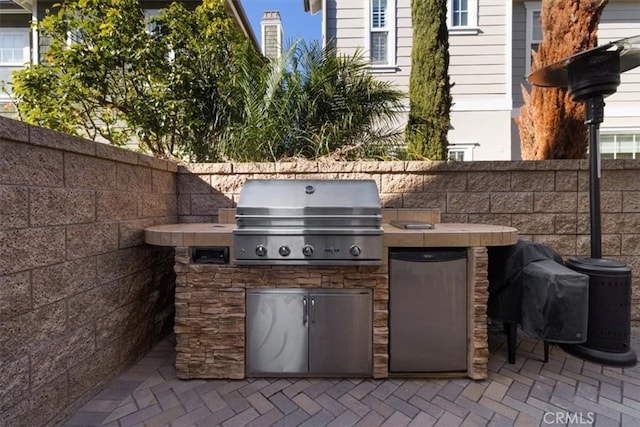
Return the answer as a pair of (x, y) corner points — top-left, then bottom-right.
(584, 96), (605, 259)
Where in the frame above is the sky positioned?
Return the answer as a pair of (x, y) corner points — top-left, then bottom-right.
(240, 0), (322, 48)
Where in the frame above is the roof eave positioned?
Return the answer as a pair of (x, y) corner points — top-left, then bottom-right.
(303, 0), (322, 14)
(225, 0), (260, 51)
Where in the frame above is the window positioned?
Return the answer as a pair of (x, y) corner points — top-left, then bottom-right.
(372, 0), (386, 27)
(370, 0), (388, 64)
(525, 2), (542, 75)
(144, 9), (161, 34)
(365, 0), (396, 70)
(0, 30), (29, 65)
(600, 133), (640, 159)
(448, 0), (478, 34)
(371, 32), (387, 64)
(447, 143), (476, 161)
(452, 0), (468, 26)
(143, 9), (175, 61)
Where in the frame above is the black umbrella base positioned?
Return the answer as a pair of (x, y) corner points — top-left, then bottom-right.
(563, 257), (637, 367)
(560, 343), (637, 367)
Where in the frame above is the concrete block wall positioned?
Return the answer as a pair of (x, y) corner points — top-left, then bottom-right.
(177, 159), (640, 324)
(0, 117), (178, 426)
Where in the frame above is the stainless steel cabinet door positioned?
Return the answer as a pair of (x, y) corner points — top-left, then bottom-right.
(308, 291), (372, 375)
(246, 290), (308, 375)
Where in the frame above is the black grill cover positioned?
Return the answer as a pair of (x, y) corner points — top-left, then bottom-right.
(488, 240), (589, 343)
(521, 260), (589, 343)
(488, 240), (562, 322)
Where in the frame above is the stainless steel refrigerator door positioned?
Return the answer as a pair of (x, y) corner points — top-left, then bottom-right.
(389, 254), (467, 372)
(308, 290), (372, 375)
(246, 290), (308, 374)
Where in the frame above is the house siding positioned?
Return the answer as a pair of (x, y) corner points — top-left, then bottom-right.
(325, 0), (639, 159)
(511, 2), (527, 107)
(326, 0), (513, 159)
(450, 0), (508, 100)
(326, 1), (365, 52)
(511, 1), (640, 138)
(598, 2), (640, 124)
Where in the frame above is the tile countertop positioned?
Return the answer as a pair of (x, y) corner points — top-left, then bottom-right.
(144, 223), (518, 248)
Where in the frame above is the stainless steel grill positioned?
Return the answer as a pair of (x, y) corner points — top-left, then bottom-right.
(233, 179), (383, 265)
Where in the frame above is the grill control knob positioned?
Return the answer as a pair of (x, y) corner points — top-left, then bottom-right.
(255, 245), (267, 257)
(279, 245), (291, 257)
(349, 245), (362, 257)
(302, 245), (314, 257)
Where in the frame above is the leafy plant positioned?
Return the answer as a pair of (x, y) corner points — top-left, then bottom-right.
(220, 40), (405, 161)
(11, 1), (404, 161)
(11, 0), (251, 159)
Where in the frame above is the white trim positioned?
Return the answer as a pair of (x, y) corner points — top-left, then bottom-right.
(364, 0), (396, 68)
(31, 1), (37, 64)
(447, 142), (477, 161)
(448, 27), (480, 36)
(9, 0), (32, 12)
(0, 8), (31, 14)
(505, 0), (512, 108)
(321, 0), (326, 47)
(604, 105), (640, 118)
(447, 0), (478, 31)
(524, 1), (541, 76)
(451, 98), (512, 111)
(601, 128), (640, 133)
(367, 65), (399, 73)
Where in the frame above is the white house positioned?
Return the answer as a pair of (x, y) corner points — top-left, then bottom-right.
(304, 0), (640, 160)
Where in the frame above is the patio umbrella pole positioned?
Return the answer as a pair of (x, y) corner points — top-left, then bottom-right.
(585, 96), (605, 259)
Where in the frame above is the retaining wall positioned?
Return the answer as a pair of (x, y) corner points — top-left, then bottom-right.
(0, 117), (178, 426)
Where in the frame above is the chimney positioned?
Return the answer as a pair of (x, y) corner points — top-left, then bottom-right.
(260, 10), (283, 61)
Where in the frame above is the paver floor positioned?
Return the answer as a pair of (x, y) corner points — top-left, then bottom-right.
(61, 324), (640, 427)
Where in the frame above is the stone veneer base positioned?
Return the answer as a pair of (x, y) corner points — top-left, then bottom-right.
(173, 246), (489, 380)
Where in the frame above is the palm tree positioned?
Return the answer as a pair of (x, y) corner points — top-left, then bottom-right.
(220, 40), (406, 161)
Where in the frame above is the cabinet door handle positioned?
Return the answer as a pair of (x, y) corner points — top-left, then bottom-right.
(311, 297), (316, 324)
(302, 297), (308, 326)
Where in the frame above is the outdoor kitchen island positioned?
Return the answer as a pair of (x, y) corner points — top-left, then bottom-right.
(145, 208), (517, 381)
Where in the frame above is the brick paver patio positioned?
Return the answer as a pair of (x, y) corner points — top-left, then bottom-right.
(61, 325), (640, 427)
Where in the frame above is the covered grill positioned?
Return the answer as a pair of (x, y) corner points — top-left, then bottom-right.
(234, 179), (383, 265)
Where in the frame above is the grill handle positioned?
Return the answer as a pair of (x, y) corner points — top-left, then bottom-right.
(311, 297), (316, 324)
(236, 214), (382, 220)
(302, 297), (308, 326)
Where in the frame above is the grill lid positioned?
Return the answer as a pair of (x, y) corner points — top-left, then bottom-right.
(236, 179), (381, 214)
